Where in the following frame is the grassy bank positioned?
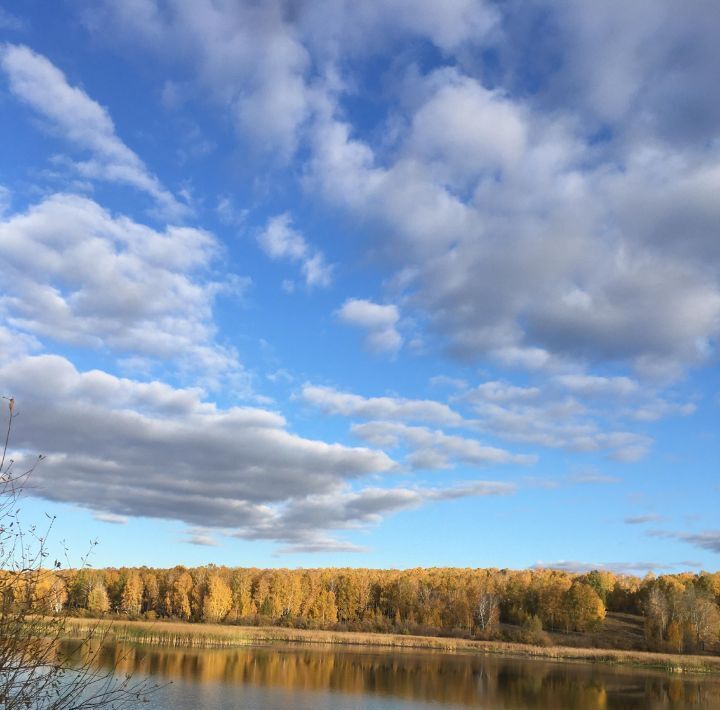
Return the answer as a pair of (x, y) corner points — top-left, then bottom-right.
(62, 617), (720, 675)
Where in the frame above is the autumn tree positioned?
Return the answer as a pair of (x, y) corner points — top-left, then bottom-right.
(563, 581), (605, 632)
(120, 572), (144, 616)
(203, 574), (232, 622)
(142, 571), (159, 614)
(472, 571), (501, 632)
(31, 571), (68, 614)
(682, 586), (720, 651)
(87, 583), (111, 615)
(170, 568), (193, 619)
(537, 574), (572, 631)
(230, 569), (255, 620)
(580, 570), (616, 605)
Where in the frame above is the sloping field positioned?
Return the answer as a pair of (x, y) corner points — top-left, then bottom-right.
(546, 612), (647, 650)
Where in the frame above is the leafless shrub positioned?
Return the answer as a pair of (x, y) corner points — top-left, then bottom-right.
(0, 396), (152, 709)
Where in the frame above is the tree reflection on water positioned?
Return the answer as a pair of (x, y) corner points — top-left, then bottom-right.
(61, 640), (720, 709)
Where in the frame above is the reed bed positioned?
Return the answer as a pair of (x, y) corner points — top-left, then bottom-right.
(60, 617), (720, 675)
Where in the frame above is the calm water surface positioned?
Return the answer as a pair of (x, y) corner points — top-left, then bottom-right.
(77, 642), (720, 709)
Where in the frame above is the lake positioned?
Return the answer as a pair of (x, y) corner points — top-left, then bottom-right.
(76, 641), (720, 709)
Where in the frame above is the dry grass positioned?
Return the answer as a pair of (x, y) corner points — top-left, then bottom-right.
(61, 617), (720, 675)
(545, 612), (647, 650)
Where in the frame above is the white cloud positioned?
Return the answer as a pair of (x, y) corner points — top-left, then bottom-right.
(303, 379), (659, 462)
(85, 1), (312, 161)
(463, 380), (541, 404)
(567, 470), (620, 485)
(467, 397), (652, 462)
(428, 375), (467, 390)
(3, 354), (396, 545)
(624, 514), (665, 525)
(216, 196), (247, 226)
(534, 1), (720, 147)
(86, 0), (498, 162)
(2, 353), (519, 551)
(307, 56), (720, 378)
(93, 511), (128, 525)
(0, 8), (24, 31)
(678, 532), (720, 554)
(406, 70), (527, 188)
(0, 44), (188, 220)
(0, 185), (10, 216)
(554, 374), (639, 398)
(258, 213), (309, 261)
(0, 325), (40, 361)
(351, 421), (535, 469)
(257, 213), (332, 288)
(0, 194), (240, 383)
(299, 0), (498, 57)
(301, 252), (333, 289)
(489, 346), (557, 372)
(238, 480), (514, 553)
(184, 528), (219, 547)
(81, 2), (720, 378)
(336, 298), (402, 354)
(649, 529), (720, 554)
(301, 383), (463, 426)
(628, 399), (696, 422)
(533, 560), (698, 576)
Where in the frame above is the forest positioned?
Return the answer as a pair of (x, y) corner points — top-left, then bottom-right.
(20, 566), (720, 655)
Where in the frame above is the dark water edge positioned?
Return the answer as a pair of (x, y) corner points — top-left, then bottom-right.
(64, 640), (720, 709)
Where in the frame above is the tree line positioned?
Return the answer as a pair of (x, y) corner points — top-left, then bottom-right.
(10, 565), (720, 653)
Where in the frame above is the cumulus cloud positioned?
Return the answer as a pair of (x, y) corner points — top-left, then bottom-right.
(444, 376), (652, 461)
(467, 396), (652, 461)
(0, 185), (10, 216)
(80, 2), (720, 379)
(86, 0), (498, 161)
(304, 380), (662, 462)
(551, 374), (696, 422)
(624, 514), (665, 525)
(567, 471), (620, 485)
(0, 44), (188, 219)
(650, 529), (720, 554)
(448, 374), (692, 461)
(83, 1), (313, 161)
(301, 384), (463, 426)
(306, 46), (720, 378)
(0, 194), (240, 383)
(554, 374), (639, 398)
(351, 421), (534, 469)
(9, 1), (715, 555)
(0, 325), (40, 361)
(679, 532), (720, 554)
(428, 375), (467, 390)
(3, 354), (400, 546)
(534, 560), (700, 576)
(257, 213), (333, 288)
(336, 299), (402, 355)
(1, 354), (519, 550)
(299, 0), (498, 57)
(525, 1), (720, 147)
(628, 399), (696, 422)
(93, 511), (128, 525)
(406, 70), (527, 189)
(184, 529), (219, 547)
(235, 481), (515, 553)
(462, 381), (541, 404)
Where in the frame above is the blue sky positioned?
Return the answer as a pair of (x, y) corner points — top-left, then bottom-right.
(0, 1), (718, 573)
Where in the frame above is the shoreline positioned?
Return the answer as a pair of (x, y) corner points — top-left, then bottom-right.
(62, 617), (720, 675)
